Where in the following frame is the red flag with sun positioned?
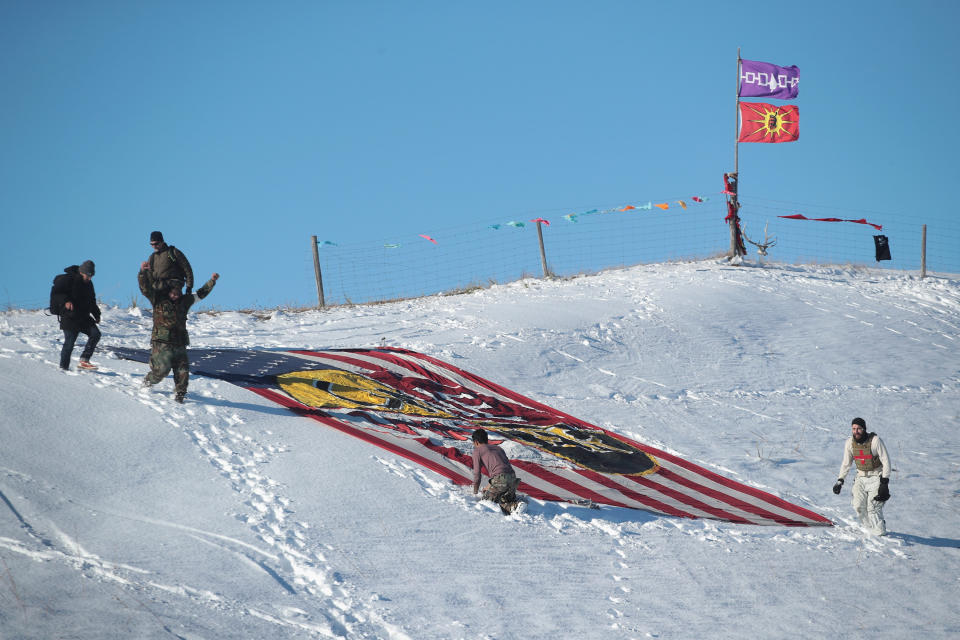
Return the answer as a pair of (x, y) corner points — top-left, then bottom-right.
(738, 102), (799, 143)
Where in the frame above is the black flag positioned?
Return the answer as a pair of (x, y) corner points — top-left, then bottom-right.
(873, 235), (891, 261)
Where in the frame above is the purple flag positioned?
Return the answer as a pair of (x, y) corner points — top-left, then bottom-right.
(739, 59), (799, 99)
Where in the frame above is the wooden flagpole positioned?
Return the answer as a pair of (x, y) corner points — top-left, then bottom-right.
(735, 47), (741, 174)
(727, 48), (744, 259)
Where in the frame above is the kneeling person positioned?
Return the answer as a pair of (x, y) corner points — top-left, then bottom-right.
(138, 266), (219, 403)
(471, 428), (520, 513)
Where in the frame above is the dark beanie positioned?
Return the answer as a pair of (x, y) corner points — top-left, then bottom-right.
(79, 260), (95, 276)
(150, 231), (164, 243)
(851, 417), (866, 428)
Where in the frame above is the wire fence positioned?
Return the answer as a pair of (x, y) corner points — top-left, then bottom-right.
(741, 196), (960, 273)
(7, 196), (955, 311)
(316, 200), (727, 305)
(315, 196), (960, 306)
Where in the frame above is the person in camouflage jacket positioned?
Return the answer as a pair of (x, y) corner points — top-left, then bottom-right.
(138, 265), (219, 403)
(146, 231), (194, 294)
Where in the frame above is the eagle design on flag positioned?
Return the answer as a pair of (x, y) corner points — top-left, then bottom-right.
(111, 346), (831, 527)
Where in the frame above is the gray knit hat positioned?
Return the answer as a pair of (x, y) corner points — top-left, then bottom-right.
(79, 260), (95, 276)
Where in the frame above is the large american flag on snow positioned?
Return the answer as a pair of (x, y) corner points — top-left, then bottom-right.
(113, 346), (831, 527)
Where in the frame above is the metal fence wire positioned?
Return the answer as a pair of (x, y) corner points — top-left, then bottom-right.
(313, 197), (960, 306)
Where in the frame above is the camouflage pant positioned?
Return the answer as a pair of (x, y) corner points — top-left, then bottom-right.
(144, 342), (190, 393)
(482, 472), (520, 505)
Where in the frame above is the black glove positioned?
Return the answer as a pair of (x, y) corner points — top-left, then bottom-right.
(832, 479), (843, 495)
(874, 477), (890, 502)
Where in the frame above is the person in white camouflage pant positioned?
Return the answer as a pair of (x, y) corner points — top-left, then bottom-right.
(833, 417), (891, 536)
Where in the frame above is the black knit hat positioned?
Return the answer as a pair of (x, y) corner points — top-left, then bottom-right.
(79, 260), (95, 276)
(851, 417), (866, 429)
(150, 231), (164, 243)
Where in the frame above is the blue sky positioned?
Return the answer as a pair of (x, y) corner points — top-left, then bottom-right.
(2, 1), (958, 310)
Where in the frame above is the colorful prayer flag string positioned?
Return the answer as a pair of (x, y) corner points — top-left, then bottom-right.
(557, 198), (706, 222)
(322, 191), (711, 253)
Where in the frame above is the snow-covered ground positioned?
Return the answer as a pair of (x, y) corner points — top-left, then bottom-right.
(1, 260), (958, 639)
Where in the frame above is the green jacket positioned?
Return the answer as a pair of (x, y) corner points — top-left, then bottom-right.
(138, 272), (215, 345)
(147, 243), (194, 291)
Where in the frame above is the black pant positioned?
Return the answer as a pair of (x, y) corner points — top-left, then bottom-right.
(60, 323), (101, 369)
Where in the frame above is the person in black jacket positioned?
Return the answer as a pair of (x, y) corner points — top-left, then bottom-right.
(51, 260), (102, 370)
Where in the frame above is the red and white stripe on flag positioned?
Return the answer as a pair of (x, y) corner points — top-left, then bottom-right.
(246, 348), (831, 527)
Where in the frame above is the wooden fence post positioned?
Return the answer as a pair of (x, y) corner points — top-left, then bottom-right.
(535, 220), (551, 278)
(311, 235), (326, 308)
(921, 224), (927, 279)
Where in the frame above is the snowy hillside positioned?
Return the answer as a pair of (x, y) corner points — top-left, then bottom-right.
(1, 260), (958, 639)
